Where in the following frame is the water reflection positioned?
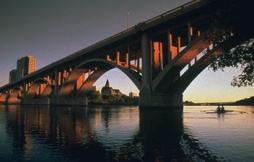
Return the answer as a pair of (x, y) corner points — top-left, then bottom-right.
(0, 105), (230, 161)
(1, 105), (143, 161)
(139, 108), (188, 161)
(184, 106), (254, 162)
(181, 127), (221, 161)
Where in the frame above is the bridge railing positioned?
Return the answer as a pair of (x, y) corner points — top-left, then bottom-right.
(77, 0), (215, 54)
(144, 0), (215, 28)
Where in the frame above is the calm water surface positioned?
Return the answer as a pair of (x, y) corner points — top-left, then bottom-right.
(0, 105), (253, 162)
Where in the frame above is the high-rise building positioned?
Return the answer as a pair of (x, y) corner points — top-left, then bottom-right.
(9, 69), (17, 83)
(129, 92), (137, 98)
(91, 86), (100, 92)
(16, 55), (36, 80)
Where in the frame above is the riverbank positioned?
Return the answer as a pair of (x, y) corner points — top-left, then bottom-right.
(184, 96), (254, 106)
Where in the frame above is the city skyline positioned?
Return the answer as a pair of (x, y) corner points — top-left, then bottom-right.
(0, 0), (253, 103)
(8, 55), (36, 83)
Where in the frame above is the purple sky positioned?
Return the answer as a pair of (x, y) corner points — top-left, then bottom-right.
(0, 0), (253, 102)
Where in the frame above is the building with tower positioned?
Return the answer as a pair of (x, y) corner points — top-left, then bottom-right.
(101, 79), (122, 96)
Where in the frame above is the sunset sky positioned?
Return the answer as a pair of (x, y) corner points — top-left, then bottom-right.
(0, 0), (253, 103)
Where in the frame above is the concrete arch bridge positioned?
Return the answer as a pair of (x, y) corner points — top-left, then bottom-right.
(0, 0), (237, 107)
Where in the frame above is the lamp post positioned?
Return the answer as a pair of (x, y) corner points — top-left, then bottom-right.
(126, 11), (130, 29)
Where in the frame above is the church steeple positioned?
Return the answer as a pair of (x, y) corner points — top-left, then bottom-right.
(105, 79), (111, 87)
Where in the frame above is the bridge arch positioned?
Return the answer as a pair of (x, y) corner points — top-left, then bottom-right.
(7, 86), (22, 104)
(151, 28), (224, 94)
(78, 59), (142, 96)
(166, 48), (222, 94)
(0, 92), (7, 103)
(25, 78), (52, 99)
(58, 58), (141, 97)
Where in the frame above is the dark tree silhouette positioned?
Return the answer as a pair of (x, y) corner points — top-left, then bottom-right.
(208, 0), (254, 87)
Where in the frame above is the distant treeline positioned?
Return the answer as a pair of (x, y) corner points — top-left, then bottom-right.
(231, 96), (254, 106)
(184, 96), (254, 106)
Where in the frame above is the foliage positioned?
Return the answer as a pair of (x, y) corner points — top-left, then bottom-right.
(232, 96), (254, 106)
(88, 90), (139, 105)
(107, 94), (139, 105)
(183, 100), (195, 105)
(87, 90), (103, 103)
(208, 0), (254, 87)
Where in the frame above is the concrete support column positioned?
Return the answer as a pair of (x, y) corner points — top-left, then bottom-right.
(127, 45), (130, 70)
(67, 67), (72, 78)
(153, 42), (163, 73)
(167, 29), (171, 62)
(61, 71), (65, 84)
(125, 53), (129, 68)
(58, 71), (62, 85)
(88, 69), (91, 76)
(54, 69), (59, 96)
(63, 70), (67, 79)
(139, 93), (183, 108)
(169, 34), (177, 60)
(188, 22), (192, 43)
(51, 73), (54, 85)
(197, 30), (201, 36)
(177, 37), (181, 54)
(107, 55), (111, 61)
(141, 33), (151, 93)
(51, 97), (88, 106)
(139, 33), (183, 108)
(116, 51), (120, 65)
(23, 82), (28, 97)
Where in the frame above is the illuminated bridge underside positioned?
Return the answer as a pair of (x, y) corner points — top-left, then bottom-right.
(0, 93), (7, 103)
(0, 0), (234, 107)
(152, 29), (222, 93)
(7, 88), (21, 104)
(21, 79), (52, 105)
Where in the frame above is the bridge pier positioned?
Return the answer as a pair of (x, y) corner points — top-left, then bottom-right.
(6, 98), (21, 105)
(140, 32), (183, 108)
(21, 98), (50, 105)
(139, 93), (183, 108)
(51, 97), (88, 106)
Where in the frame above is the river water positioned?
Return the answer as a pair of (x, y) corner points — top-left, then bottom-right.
(0, 105), (253, 162)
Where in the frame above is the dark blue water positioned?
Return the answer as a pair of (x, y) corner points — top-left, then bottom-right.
(0, 105), (253, 162)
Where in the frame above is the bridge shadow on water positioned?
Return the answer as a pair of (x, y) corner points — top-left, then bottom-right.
(0, 104), (222, 162)
(139, 107), (222, 162)
(139, 107), (187, 161)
